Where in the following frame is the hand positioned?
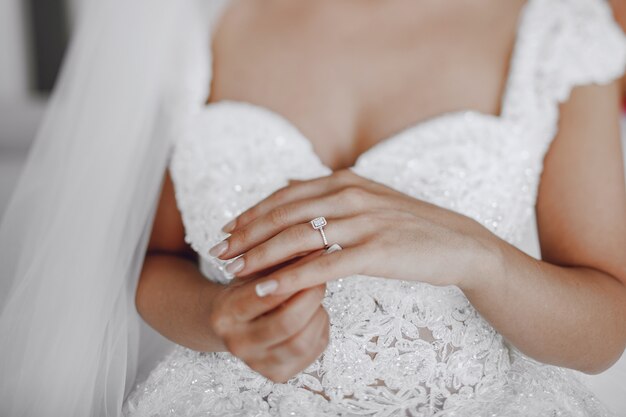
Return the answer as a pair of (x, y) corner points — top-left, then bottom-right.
(207, 251), (330, 382)
(210, 169), (495, 296)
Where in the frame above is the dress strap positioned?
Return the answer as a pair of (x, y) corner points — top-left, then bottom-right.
(502, 0), (626, 125)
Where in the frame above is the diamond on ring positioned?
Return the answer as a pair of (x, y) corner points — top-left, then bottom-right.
(310, 216), (327, 229)
(310, 216), (329, 248)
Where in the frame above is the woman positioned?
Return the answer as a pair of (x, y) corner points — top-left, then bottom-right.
(1, 0), (625, 416)
(123, 0), (626, 415)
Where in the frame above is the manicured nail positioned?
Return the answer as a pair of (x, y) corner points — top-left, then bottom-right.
(222, 219), (237, 233)
(208, 240), (228, 257)
(255, 280), (278, 297)
(225, 257), (245, 275)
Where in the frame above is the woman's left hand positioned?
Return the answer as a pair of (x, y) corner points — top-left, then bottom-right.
(209, 169), (497, 296)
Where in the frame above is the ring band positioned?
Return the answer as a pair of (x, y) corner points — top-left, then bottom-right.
(310, 216), (329, 248)
(325, 243), (342, 254)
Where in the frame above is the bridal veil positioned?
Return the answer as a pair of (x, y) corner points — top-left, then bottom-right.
(0, 1), (215, 415)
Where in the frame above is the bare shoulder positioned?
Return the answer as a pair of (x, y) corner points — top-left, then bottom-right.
(536, 81), (626, 283)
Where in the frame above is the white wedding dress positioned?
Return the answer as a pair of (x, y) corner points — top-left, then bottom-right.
(123, 0), (626, 415)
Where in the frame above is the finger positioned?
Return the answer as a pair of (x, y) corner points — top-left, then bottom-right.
(228, 239), (345, 319)
(217, 190), (370, 260)
(245, 284), (326, 348)
(236, 247), (327, 281)
(254, 246), (367, 297)
(214, 252), (332, 338)
(234, 216), (366, 277)
(228, 282), (294, 322)
(226, 250), (328, 322)
(258, 307), (329, 382)
(225, 170), (360, 232)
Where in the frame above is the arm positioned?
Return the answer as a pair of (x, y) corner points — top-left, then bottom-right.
(135, 170), (227, 352)
(464, 81), (626, 374)
(212, 82), (626, 374)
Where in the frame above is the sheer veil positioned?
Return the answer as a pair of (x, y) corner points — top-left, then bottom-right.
(0, 0), (214, 415)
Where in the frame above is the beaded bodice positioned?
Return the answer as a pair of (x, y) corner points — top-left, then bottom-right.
(124, 0), (626, 415)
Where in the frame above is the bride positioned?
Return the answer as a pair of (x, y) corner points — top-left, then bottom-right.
(1, 0), (626, 416)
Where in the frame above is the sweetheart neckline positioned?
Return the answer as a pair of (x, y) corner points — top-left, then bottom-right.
(202, 0), (533, 172)
(200, 99), (507, 173)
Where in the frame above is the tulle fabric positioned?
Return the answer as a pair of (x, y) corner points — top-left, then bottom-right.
(0, 1), (210, 416)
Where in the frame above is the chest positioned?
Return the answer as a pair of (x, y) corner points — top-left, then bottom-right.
(207, 0), (526, 170)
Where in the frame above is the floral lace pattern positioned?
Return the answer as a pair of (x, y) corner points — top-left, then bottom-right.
(124, 0), (626, 415)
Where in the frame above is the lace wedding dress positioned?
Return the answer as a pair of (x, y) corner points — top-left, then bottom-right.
(124, 0), (626, 415)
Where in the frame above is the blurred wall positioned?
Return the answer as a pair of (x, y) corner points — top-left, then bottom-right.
(0, 0), (29, 98)
(0, 0), (37, 218)
(0, 0), (70, 217)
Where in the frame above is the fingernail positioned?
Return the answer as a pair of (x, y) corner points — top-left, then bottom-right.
(209, 240), (229, 257)
(225, 257), (245, 275)
(255, 280), (278, 297)
(222, 219), (236, 233)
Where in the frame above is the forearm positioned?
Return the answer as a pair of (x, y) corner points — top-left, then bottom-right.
(135, 253), (227, 352)
(462, 235), (626, 374)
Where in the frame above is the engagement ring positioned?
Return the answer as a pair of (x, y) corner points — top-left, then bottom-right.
(310, 216), (329, 249)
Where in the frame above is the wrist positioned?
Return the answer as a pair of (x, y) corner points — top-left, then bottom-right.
(455, 224), (506, 294)
(196, 279), (229, 352)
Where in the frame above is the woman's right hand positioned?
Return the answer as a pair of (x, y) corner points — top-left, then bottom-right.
(139, 170), (327, 374)
(206, 262), (329, 383)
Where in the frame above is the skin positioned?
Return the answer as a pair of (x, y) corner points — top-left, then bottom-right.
(136, 0), (626, 382)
